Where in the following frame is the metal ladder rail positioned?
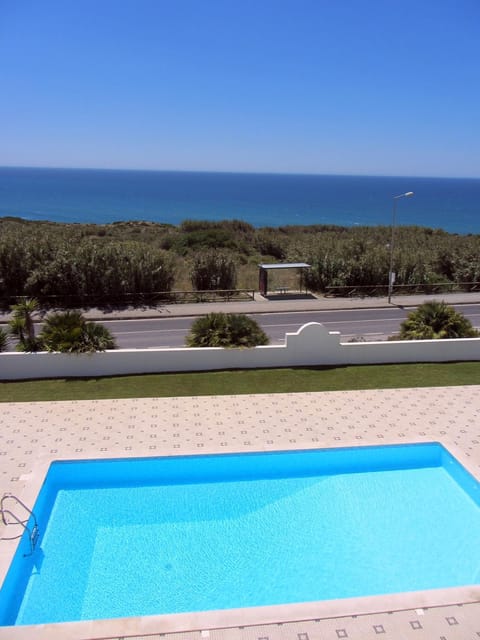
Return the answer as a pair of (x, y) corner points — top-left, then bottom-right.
(0, 494), (39, 556)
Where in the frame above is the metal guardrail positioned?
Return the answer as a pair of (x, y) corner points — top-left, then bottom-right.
(168, 289), (256, 303)
(0, 289), (256, 309)
(324, 282), (480, 298)
(2, 283), (479, 307)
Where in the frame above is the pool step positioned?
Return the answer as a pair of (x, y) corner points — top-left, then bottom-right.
(0, 494), (39, 556)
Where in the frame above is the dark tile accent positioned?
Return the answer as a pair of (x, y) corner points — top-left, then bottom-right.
(409, 620), (422, 630)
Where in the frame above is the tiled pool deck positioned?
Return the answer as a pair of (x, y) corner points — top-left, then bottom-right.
(1, 386), (480, 639)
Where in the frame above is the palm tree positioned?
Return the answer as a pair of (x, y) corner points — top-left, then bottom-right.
(39, 310), (85, 352)
(39, 310), (116, 353)
(186, 312), (269, 348)
(396, 301), (479, 340)
(9, 297), (41, 352)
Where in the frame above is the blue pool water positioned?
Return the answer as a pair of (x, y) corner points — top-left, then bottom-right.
(1, 443), (480, 626)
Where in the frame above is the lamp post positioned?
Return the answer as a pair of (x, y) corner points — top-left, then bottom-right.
(388, 191), (414, 303)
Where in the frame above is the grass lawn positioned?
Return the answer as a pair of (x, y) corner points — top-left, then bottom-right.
(1, 362), (479, 402)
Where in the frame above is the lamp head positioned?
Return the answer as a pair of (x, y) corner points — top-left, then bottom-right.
(394, 191), (414, 199)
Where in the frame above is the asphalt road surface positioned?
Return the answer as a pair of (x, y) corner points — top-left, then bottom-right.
(106, 304), (480, 349)
(2, 305), (479, 350)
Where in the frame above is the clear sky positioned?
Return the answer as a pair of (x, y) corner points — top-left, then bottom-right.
(1, 0), (479, 177)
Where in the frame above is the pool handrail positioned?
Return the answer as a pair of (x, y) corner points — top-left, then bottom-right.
(0, 494), (39, 556)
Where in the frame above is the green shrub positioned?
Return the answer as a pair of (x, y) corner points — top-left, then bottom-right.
(39, 311), (116, 352)
(395, 301), (479, 340)
(186, 313), (269, 348)
(0, 328), (8, 352)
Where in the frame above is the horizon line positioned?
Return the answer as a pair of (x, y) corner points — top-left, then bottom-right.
(1, 164), (479, 181)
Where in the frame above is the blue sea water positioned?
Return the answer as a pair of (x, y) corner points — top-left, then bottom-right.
(0, 166), (479, 234)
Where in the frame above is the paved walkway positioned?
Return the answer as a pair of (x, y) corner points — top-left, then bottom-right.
(1, 387), (479, 639)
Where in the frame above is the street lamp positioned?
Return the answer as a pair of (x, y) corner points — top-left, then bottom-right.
(388, 191), (414, 303)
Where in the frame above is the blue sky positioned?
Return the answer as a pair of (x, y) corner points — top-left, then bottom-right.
(1, 0), (479, 177)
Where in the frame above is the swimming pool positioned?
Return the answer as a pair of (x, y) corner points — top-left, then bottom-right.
(1, 442), (480, 627)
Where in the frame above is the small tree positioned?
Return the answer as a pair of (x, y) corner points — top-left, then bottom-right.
(186, 312), (269, 348)
(190, 252), (237, 291)
(395, 301), (479, 340)
(39, 310), (116, 353)
(9, 297), (41, 352)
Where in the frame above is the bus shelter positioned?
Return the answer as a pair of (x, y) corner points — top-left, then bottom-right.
(258, 263), (311, 296)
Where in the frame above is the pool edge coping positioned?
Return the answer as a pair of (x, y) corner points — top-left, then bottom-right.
(1, 585), (480, 640)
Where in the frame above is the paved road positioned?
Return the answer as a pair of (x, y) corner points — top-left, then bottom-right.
(105, 304), (480, 348)
(2, 296), (479, 349)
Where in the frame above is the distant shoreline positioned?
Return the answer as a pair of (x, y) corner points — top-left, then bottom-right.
(1, 215), (478, 239)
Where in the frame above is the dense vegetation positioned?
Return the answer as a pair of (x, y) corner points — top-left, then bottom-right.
(1, 217), (479, 307)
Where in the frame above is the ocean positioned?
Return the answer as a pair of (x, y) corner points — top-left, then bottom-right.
(0, 166), (479, 234)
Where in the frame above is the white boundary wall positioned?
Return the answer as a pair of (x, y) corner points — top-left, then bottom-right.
(1, 322), (480, 381)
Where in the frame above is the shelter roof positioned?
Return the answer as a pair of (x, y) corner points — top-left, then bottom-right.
(258, 262), (311, 270)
